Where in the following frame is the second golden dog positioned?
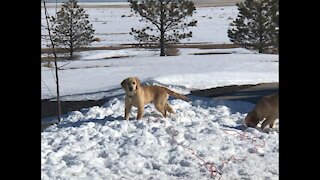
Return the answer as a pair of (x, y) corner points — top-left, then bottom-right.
(121, 77), (190, 120)
(245, 93), (279, 130)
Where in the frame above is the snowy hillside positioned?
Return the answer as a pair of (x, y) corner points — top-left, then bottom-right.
(42, 97), (278, 180)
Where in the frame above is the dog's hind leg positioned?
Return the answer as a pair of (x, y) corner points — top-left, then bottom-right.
(155, 104), (167, 118)
(269, 119), (277, 129)
(261, 115), (276, 130)
(165, 103), (174, 114)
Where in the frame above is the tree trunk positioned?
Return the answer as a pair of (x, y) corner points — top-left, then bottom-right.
(258, 27), (263, 53)
(70, 9), (74, 59)
(159, 0), (165, 56)
(43, 0), (62, 122)
(258, 5), (263, 53)
(70, 28), (73, 59)
(70, 43), (73, 59)
(160, 32), (165, 56)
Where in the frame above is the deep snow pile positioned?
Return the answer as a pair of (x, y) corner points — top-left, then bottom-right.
(41, 97), (279, 180)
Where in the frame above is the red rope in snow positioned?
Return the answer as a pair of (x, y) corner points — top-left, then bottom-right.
(178, 142), (221, 179)
(175, 127), (265, 179)
(219, 155), (247, 175)
(168, 126), (223, 179)
(223, 129), (265, 153)
(150, 119), (266, 179)
(252, 136), (266, 153)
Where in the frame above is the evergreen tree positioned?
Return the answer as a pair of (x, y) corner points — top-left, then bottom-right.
(267, 0), (279, 51)
(50, 0), (95, 59)
(228, 0), (279, 53)
(128, 0), (197, 56)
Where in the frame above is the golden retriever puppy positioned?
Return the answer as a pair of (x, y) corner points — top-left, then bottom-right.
(121, 77), (190, 120)
(245, 93), (279, 130)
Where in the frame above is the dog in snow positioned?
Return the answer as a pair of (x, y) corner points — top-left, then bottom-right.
(245, 93), (279, 130)
(121, 77), (190, 120)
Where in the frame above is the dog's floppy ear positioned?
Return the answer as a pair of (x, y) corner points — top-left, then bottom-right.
(134, 77), (141, 89)
(244, 112), (257, 128)
(244, 115), (252, 127)
(121, 79), (127, 90)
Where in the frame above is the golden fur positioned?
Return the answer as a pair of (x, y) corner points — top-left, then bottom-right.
(121, 77), (190, 120)
(245, 93), (279, 130)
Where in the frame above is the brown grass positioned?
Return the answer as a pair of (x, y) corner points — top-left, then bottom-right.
(165, 47), (180, 56)
(192, 52), (232, 55)
(41, 43), (241, 62)
(93, 37), (101, 42)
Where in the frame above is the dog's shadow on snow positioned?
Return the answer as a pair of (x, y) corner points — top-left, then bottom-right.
(44, 109), (166, 131)
(222, 124), (247, 131)
(50, 114), (126, 130)
(222, 124), (278, 134)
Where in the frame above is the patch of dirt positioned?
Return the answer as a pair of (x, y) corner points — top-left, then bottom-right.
(192, 52), (232, 55)
(41, 43), (241, 62)
(59, 65), (111, 70)
(190, 84), (256, 97)
(190, 83), (279, 104)
(42, 83), (276, 118)
(41, 98), (108, 118)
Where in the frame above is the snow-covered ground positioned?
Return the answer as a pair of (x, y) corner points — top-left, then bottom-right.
(42, 3), (279, 180)
(42, 97), (279, 180)
(42, 4), (239, 47)
(41, 48), (277, 101)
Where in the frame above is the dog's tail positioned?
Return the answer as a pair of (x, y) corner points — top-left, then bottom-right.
(161, 87), (191, 102)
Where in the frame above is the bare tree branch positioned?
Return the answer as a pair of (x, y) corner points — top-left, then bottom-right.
(43, 0), (62, 122)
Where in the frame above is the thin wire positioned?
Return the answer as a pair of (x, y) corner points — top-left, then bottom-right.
(41, 79), (55, 97)
(50, 64), (57, 83)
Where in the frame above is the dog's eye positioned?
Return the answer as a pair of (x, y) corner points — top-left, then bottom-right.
(133, 82), (136, 85)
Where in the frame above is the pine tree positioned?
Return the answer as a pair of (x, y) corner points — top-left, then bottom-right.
(228, 0), (279, 53)
(128, 0), (197, 56)
(267, 0), (279, 52)
(50, 0), (95, 59)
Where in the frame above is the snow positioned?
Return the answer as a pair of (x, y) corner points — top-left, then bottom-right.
(42, 98), (278, 180)
(42, 5), (239, 47)
(42, 3), (279, 180)
(42, 48), (277, 100)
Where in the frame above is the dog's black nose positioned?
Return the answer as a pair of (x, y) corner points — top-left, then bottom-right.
(129, 87), (133, 91)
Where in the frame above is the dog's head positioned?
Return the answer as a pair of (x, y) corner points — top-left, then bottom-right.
(244, 111), (259, 128)
(121, 77), (141, 96)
